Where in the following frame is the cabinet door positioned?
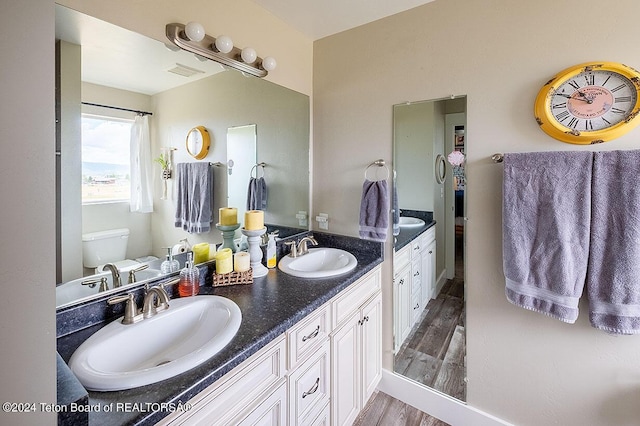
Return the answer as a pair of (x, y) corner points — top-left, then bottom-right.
(360, 292), (382, 406)
(393, 264), (411, 352)
(331, 311), (361, 426)
(421, 240), (436, 306)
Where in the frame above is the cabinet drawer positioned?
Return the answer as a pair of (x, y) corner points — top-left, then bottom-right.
(411, 238), (423, 257)
(411, 259), (422, 295)
(288, 340), (330, 425)
(412, 292), (422, 323)
(393, 245), (411, 270)
(158, 335), (287, 425)
(287, 303), (330, 368)
(232, 381), (287, 426)
(332, 268), (381, 328)
(421, 226), (436, 245)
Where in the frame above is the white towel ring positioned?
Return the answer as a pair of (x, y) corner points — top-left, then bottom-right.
(250, 162), (266, 178)
(365, 159), (390, 181)
(435, 154), (447, 184)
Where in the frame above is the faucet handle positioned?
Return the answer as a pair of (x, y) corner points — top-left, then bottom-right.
(285, 241), (298, 258)
(82, 277), (109, 292)
(107, 293), (140, 325)
(128, 264), (149, 284)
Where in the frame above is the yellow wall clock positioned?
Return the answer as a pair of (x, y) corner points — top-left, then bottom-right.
(534, 61), (640, 144)
(186, 126), (211, 159)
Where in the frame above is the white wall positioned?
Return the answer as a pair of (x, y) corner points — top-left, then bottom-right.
(0, 1), (56, 425)
(313, 0), (640, 425)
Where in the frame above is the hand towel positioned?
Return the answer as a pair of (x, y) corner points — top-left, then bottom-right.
(502, 151), (593, 323)
(588, 150), (640, 334)
(246, 176), (267, 211)
(174, 162), (213, 234)
(392, 174), (400, 236)
(359, 179), (389, 242)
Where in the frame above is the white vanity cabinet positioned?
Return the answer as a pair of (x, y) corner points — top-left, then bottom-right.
(394, 226), (436, 353)
(330, 268), (382, 426)
(157, 265), (382, 426)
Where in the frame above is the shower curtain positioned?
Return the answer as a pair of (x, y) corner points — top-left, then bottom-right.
(129, 115), (153, 213)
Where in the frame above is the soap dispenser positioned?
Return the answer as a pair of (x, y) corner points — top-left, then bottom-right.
(178, 252), (200, 297)
(266, 232), (277, 269)
(160, 247), (180, 274)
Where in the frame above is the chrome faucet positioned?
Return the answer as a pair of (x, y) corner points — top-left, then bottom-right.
(296, 235), (318, 256)
(102, 263), (122, 288)
(142, 285), (170, 319)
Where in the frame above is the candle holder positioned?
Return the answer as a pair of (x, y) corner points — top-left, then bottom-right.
(216, 223), (240, 253)
(241, 227), (268, 278)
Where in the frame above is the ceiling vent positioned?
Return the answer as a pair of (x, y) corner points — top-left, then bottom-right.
(167, 63), (206, 77)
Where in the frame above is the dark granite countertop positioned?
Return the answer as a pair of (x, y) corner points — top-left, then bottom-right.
(393, 210), (435, 251)
(56, 232), (383, 426)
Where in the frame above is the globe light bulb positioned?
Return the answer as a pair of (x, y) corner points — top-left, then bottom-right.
(241, 47), (257, 64)
(262, 56), (277, 72)
(215, 35), (234, 53)
(184, 22), (205, 42)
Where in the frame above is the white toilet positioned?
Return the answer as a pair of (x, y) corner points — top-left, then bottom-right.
(82, 228), (139, 273)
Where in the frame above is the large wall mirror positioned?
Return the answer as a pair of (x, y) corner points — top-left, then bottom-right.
(392, 96), (467, 402)
(55, 5), (310, 309)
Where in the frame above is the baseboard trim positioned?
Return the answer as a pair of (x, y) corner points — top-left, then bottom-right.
(377, 370), (512, 426)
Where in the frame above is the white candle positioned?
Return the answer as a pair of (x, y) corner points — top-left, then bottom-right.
(234, 251), (251, 272)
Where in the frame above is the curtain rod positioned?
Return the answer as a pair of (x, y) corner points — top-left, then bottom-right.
(81, 102), (153, 116)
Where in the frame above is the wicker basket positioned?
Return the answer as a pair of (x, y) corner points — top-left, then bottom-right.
(212, 268), (253, 287)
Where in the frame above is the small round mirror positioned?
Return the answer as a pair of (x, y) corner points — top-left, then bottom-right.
(186, 126), (210, 160)
(435, 154), (447, 184)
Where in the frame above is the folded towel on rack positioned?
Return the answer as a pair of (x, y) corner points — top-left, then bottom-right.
(588, 150), (640, 334)
(502, 151), (593, 323)
(174, 162), (213, 234)
(359, 179), (389, 242)
(246, 176), (267, 211)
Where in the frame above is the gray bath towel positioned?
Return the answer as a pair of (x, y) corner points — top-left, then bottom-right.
(174, 162), (213, 234)
(246, 177), (267, 211)
(502, 151), (593, 323)
(359, 179), (389, 242)
(588, 150), (640, 334)
(392, 174), (400, 236)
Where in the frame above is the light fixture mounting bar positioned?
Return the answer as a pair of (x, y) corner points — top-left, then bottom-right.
(165, 23), (267, 78)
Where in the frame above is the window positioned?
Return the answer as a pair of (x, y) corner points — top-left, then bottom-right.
(81, 114), (133, 203)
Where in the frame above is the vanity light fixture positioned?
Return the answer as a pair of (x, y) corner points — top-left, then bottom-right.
(166, 22), (276, 78)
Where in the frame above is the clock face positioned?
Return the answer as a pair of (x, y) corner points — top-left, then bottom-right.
(534, 62), (640, 144)
(550, 70), (637, 131)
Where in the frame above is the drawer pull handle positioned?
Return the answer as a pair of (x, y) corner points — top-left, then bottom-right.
(414, 271), (420, 276)
(399, 278), (405, 286)
(414, 303), (420, 310)
(302, 325), (320, 342)
(358, 316), (370, 326)
(302, 377), (320, 398)
(414, 245), (420, 251)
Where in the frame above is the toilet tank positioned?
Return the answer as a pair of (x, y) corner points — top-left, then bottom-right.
(82, 228), (130, 268)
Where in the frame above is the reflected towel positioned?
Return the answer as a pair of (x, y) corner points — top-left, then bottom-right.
(174, 162), (213, 234)
(392, 174), (400, 236)
(588, 150), (640, 334)
(359, 179), (389, 242)
(246, 177), (267, 211)
(502, 151), (593, 323)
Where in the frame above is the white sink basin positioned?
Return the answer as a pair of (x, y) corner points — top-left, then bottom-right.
(399, 216), (425, 228)
(56, 268), (163, 308)
(69, 295), (242, 391)
(278, 248), (357, 278)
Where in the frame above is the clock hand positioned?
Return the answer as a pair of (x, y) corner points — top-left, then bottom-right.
(576, 90), (594, 104)
(555, 93), (590, 102)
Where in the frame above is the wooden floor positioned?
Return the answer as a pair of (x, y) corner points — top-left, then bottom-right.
(394, 254), (466, 401)
(354, 391), (450, 426)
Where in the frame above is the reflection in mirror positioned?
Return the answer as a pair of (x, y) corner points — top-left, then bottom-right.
(392, 96), (467, 402)
(55, 5), (310, 309)
(227, 124), (257, 235)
